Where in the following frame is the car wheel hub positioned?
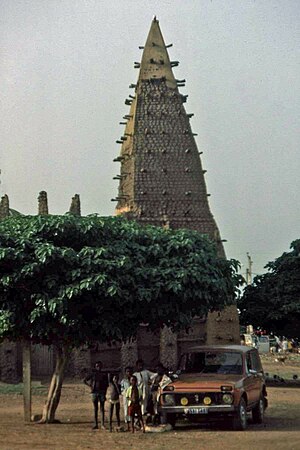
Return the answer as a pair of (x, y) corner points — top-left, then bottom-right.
(259, 400), (264, 416)
(240, 405), (246, 426)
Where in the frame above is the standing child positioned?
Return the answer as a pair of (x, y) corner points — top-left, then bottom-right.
(83, 361), (109, 430)
(120, 366), (133, 430)
(106, 374), (121, 432)
(126, 375), (145, 433)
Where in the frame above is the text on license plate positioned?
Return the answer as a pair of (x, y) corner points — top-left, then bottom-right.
(184, 407), (208, 414)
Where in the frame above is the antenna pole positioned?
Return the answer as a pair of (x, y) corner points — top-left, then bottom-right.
(246, 252), (253, 285)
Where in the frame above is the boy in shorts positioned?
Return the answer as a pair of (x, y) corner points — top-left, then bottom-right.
(126, 375), (145, 433)
(84, 361), (109, 429)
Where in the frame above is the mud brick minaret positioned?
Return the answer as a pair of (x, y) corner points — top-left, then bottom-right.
(113, 18), (240, 362)
(113, 17), (225, 257)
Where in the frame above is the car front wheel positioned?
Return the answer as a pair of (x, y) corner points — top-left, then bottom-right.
(161, 412), (176, 428)
(167, 413), (176, 428)
(252, 396), (265, 424)
(232, 398), (247, 431)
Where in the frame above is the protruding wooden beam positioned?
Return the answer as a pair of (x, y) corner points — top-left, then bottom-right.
(113, 156), (125, 162)
(111, 195), (129, 201)
(181, 94), (188, 103)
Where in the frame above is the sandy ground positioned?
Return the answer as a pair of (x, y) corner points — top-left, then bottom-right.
(0, 358), (300, 450)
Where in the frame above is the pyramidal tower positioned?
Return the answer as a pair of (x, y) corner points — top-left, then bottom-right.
(113, 17), (224, 256)
(113, 18), (240, 351)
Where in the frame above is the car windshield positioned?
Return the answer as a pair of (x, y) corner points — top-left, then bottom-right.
(178, 351), (243, 375)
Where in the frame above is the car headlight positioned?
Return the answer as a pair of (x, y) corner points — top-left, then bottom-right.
(164, 394), (175, 405)
(222, 393), (233, 404)
(180, 397), (188, 406)
(203, 396), (212, 405)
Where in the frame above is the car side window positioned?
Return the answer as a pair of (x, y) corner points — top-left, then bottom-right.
(250, 350), (262, 372)
(178, 353), (187, 371)
(246, 352), (252, 372)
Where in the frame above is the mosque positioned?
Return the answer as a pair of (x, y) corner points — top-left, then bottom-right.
(0, 18), (239, 382)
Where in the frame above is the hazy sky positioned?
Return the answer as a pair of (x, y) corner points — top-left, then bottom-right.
(1, 0), (299, 276)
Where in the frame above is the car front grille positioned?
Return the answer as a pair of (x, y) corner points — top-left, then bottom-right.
(174, 392), (222, 406)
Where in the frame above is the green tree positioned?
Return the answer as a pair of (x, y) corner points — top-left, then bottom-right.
(239, 240), (300, 336)
(0, 215), (241, 422)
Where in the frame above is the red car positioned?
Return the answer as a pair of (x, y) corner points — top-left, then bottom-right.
(159, 345), (268, 430)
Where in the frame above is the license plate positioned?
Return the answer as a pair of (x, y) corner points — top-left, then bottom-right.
(184, 407), (208, 414)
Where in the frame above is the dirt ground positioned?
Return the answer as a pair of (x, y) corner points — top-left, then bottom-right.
(0, 357), (300, 450)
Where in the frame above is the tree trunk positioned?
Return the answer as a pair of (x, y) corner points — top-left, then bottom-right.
(23, 341), (32, 422)
(39, 346), (70, 423)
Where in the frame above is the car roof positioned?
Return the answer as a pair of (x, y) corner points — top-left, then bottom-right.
(186, 345), (253, 354)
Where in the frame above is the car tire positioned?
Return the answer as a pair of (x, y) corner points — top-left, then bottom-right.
(166, 414), (176, 428)
(252, 396), (265, 424)
(232, 398), (247, 431)
(161, 412), (176, 428)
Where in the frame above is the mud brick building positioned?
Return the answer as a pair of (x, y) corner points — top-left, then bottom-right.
(111, 17), (240, 369)
(0, 19), (239, 381)
(0, 192), (80, 382)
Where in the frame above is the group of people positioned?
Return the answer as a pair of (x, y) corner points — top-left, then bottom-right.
(83, 359), (167, 433)
(270, 336), (299, 353)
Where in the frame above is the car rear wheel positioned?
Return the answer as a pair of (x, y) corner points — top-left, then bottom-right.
(232, 398), (247, 431)
(252, 396), (265, 424)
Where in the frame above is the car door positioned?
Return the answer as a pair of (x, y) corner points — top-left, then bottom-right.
(244, 350), (260, 406)
(250, 349), (264, 401)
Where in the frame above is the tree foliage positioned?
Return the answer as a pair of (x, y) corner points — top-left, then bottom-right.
(239, 240), (300, 336)
(0, 215), (241, 347)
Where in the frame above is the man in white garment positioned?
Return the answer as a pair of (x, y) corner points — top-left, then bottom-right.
(133, 359), (156, 415)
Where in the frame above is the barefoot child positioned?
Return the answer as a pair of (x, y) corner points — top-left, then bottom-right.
(126, 375), (145, 433)
(121, 366), (133, 430)
(106, 374), (121, 432)
(83, 361), (109, 430)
